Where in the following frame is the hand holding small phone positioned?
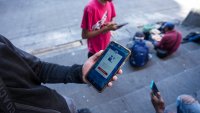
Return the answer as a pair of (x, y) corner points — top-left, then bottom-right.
(82, 50), (122, 87)
(103, 22), (118, 31)
(150, 80), (159, 96)
(150, 81), (165, 113)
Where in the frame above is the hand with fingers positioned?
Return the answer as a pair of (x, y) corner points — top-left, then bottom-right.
(150, 91), (165, 113)
(82, 50), (122, 87)
(102, 22), (118, 33)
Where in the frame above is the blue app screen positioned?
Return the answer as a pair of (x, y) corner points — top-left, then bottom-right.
(87, 44), (128, 91)
(95, 49), (122, 79)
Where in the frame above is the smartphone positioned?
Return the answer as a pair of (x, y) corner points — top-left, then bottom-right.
(116, 22), (129, 29)
(150, 80), (159, 95)
(86, 41), (131, 92)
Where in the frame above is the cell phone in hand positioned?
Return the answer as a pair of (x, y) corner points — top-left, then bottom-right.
(150, 80), (159, 96)
(116, 22), (129, 29)
(86, 41), (131, 92)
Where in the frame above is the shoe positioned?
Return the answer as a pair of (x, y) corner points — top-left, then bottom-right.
(77, 108), (91, 113)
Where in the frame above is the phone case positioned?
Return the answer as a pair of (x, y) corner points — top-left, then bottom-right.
(86, 41), (131, 93)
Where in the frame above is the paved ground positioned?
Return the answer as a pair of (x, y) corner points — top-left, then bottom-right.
(1, 0), (200, 113)
(43, 25), (200, 113)
(0, 0), (199, 54)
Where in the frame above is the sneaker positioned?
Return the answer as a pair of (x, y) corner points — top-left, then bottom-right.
(77, 108), (91, 113)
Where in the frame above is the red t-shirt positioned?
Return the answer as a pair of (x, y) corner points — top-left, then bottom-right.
(81, 0), (116, 54)
(157, 30), (182, 55)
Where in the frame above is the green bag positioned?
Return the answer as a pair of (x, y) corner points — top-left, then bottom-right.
(142, 24), (155, 33)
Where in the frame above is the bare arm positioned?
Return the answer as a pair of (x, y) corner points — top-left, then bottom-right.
(82, 27), (107, 39)
(151, 92), (166, 113)
(82, 22), (118, 39)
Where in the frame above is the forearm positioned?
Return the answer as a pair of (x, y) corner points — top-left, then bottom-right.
(155, 108), (166, 113)
(155, 105), (167, 113)
(82, 27), (108, 39)
(38, 62), (84, 84)
(157, 109), (170, 113)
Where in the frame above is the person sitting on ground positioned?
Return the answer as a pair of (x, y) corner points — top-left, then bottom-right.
(127, 31), (154, 54)
(0, 34), (122, 113)
(152, 22), (182, 58)
(127, 31), (153, 67)
(151, 91), (200, 113)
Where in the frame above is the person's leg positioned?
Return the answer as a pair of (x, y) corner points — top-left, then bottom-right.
(176, 95), (200, 113)
(88, 52), (94, 58)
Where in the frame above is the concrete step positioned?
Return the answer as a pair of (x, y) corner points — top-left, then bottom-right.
(61, 47), (200, 111)
(89, 65), (200, 113)
(165, 88), (200, 112)
(165, 102), (177, 113)
(43, 27), (200, 113)
(196, 90), (200, 102)
(182, 9), (200, 27)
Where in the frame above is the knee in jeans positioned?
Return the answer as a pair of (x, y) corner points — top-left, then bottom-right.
(177, 95), (196, 105)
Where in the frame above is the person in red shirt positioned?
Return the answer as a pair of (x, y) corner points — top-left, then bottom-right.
(81, 0), (118, 58)
(154, 22), (182, 58)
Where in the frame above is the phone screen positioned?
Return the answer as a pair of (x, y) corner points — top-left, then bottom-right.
(86, 41), (130, 92)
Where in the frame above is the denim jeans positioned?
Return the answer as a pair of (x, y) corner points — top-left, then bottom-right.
(176, 95), (200, 113)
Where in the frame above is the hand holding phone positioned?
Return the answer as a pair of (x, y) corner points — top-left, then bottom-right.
(150, 80), (159, 96)
(82, 50), (122, 86)
(150, 81), (165, 113)
(85, 41), (131, 92)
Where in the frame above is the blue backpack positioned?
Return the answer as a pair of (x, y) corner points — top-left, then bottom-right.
(129, 40), (149, 67)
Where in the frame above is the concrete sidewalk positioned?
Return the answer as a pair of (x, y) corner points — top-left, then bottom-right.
(0, 0), (199, 54)
(1, 0), (200, 113)
(44, 24), (200, 113)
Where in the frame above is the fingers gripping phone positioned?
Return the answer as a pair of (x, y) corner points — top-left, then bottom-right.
(150, 80), (159, 96)
(86, 41), (131, 92)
